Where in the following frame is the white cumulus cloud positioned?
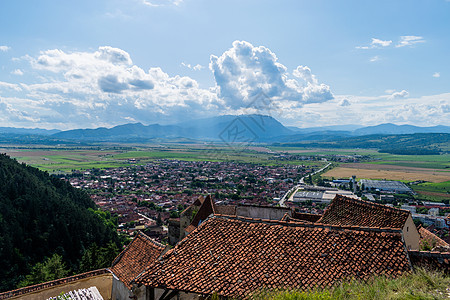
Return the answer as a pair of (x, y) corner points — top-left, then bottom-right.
(433, 72), (440, 78)
(0, 46), (221, 128)
(209, 40), (333, 109)
(388, 90), (409, 99)
(0, 45), (10, 52)
(339, 99), (351, 106)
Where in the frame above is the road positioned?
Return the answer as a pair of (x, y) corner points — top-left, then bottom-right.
(279, 162), (332, 207)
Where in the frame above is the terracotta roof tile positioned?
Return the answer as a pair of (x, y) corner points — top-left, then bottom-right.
(135, 215), (411, 297)
(318, 195), (410, 229)
(110, 231), (165, 288)
(291, 211), (322, 223)
(418, 226), (450, 249)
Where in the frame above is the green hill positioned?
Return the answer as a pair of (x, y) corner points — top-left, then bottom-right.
(274, 133), (450, 154)
(0, 154), (120, 292)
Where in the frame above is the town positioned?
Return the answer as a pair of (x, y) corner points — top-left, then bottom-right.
(65, 159), (319, 241)
(63, 157), (450, 245)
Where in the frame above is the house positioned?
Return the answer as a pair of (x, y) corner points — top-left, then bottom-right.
(110, 231), (167, 300)
(171, 195), (292, 243)
(418, 226), (450, 251)
(317, 195), (420, 250)
(133, 215), (412, 299)
(168, 195), (206, 245)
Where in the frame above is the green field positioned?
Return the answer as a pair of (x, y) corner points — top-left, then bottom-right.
(2, 145), (327, 173)
(3, 144), (450, 201)
(411, 181), (450, 202)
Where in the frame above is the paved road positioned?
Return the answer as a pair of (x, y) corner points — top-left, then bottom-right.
(279, 162), (332, 207)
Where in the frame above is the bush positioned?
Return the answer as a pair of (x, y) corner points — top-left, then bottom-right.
(251, 269), (450, 300)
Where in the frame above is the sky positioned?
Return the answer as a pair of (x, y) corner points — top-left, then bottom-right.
(0, 0), (449, 129)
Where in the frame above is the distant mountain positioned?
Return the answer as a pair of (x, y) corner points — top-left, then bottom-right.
(52, 115), (293, 142)
(53, 123), (187, 140)
(0, 127), (60, 135)
(4, 117), (448, 144)
(353, 123), (450, 135)
(176, 114), (293, 140)
(287, 124), (363, 133)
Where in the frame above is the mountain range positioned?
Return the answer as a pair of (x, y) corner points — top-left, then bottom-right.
(1, 115), (450, 143)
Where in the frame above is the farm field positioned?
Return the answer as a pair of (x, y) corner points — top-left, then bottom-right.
(1, 145), (327, 173)
(410, 181), (450, 201)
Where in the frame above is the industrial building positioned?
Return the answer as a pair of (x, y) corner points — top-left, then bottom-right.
(360, 179), (413, 194)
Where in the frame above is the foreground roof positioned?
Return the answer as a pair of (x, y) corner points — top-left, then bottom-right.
(135, 215), (411, 297)
(318, 195), (410, 229)
(110, 231), (165, 288)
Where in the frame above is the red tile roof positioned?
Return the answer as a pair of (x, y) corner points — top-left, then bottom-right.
(110, 231), (165, 288)
(185, 196), (237, 234)
(318, 195), (410, 229)
(291, 211), (322, 223)
(418, 226), (450, 249)
(135, 215), (411, 297)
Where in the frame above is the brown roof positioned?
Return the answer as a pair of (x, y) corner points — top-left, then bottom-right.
(280, 213), (310, 224)
(110, 231), (165, 288)
(186, 196), (237, 234)
(180, 195), (205, 217)
(418, 226), (450, 249)
(135, 215), (411, 297)
(291, 211), (322, 223)
(186, 195), (216, 233)
(318, 195), (410, 229)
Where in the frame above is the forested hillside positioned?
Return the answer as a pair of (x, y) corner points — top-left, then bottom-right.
(0, 154), (121, 292)
(274, 133), (450, 154)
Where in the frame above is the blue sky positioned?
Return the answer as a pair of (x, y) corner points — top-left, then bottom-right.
(0, 0), (449, 129)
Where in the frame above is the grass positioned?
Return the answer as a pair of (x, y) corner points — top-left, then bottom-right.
(3, 146), (327, 173)
(411, 181), (450, 202)
(252, 269), (450, 300)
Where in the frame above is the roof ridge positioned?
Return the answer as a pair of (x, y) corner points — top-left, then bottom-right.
(111, 231), (164, 268)
(137, 230), (165, 249)
(336, 194), (410, 215)
(213, 214), (404, 234)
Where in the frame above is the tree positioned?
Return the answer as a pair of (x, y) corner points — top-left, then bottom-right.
(17, 254), (70, 288)
(156, 213), (163, 226)
(79, 242), (119, 273)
